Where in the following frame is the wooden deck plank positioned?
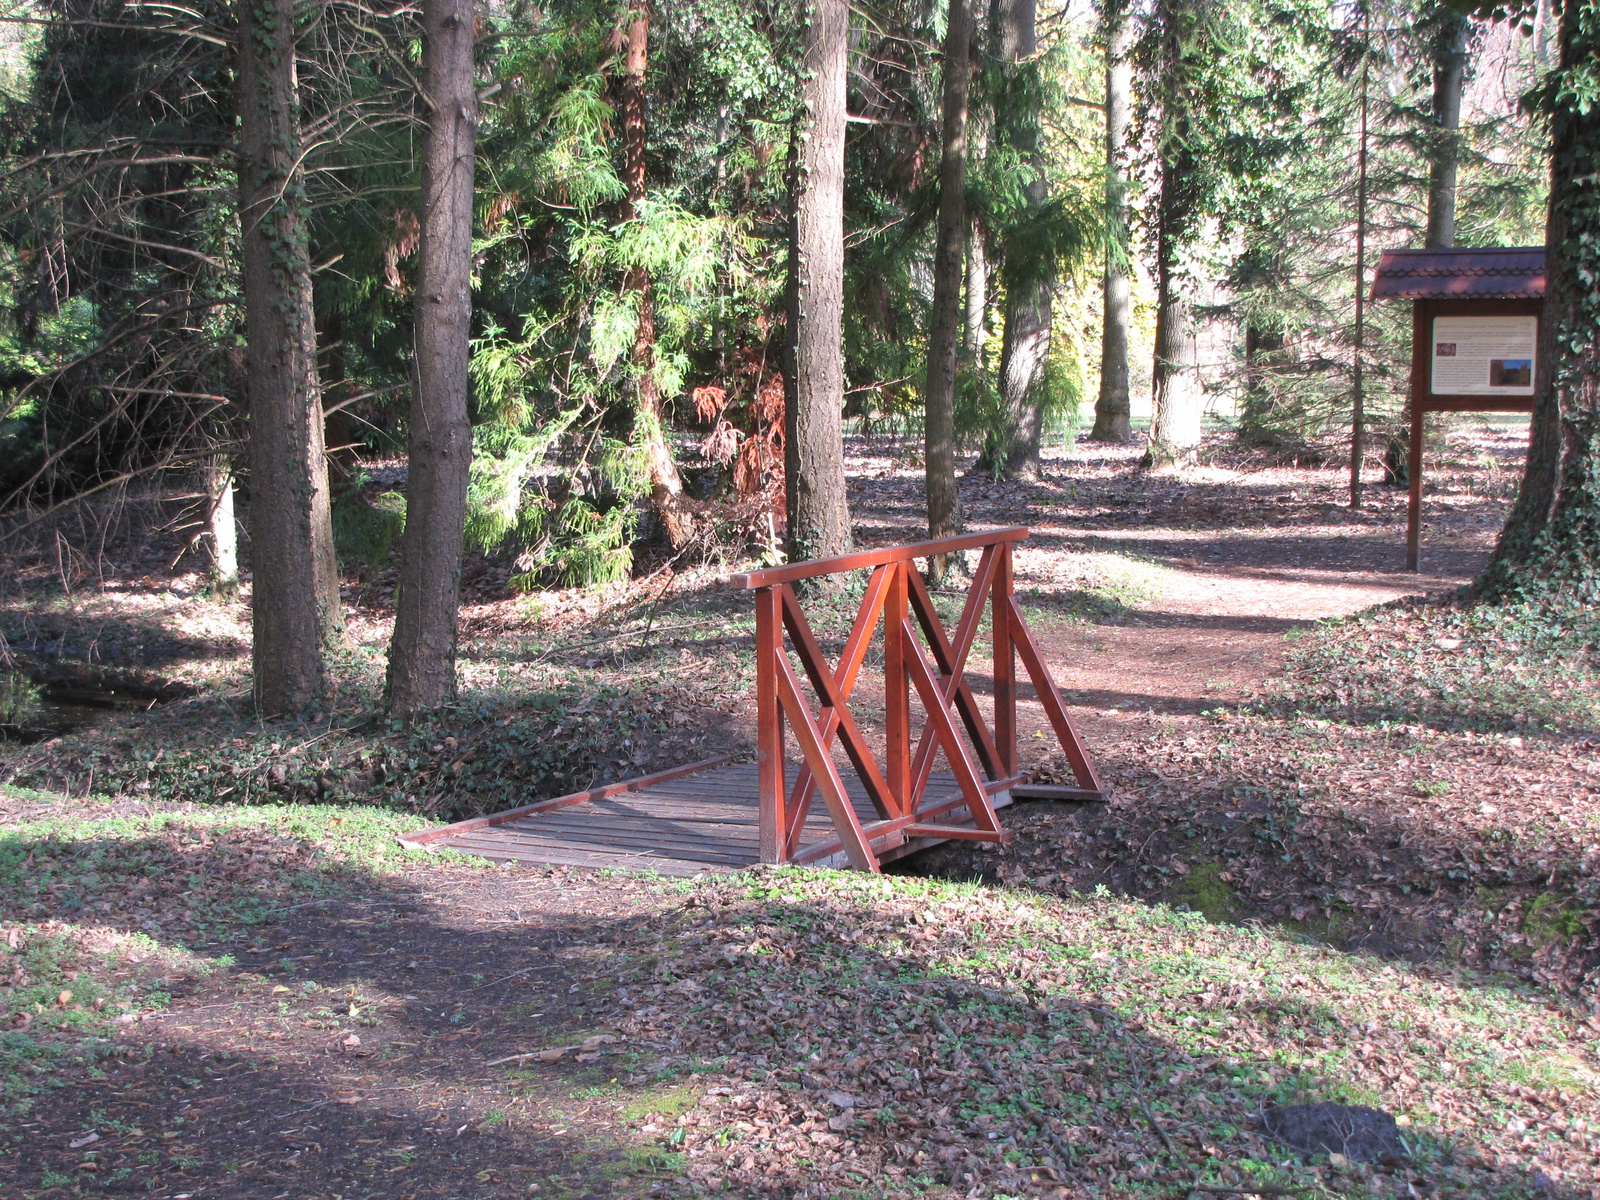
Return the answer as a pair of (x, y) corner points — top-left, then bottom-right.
(476, 814), (761, 851)
(417, 761), (994, 874)
(560, 797), (877, 826)
(495, 828), (761, 859)
(501, 816), (763, 845)
(444, 834), (681, 865)
(444, 840), (724, 876)
(480, 823), (759, 859)
(453, 830), (755, 868)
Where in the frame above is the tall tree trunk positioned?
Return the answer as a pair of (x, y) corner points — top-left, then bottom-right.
(784, 0), (852, 564)
(964, 216), (988, 365)
(1482, 0), (1600, 595)
(1089, 0), (1134, 443)
(924, 0), (970, 586)
(1141, 0), (1202, 471)
(1147, 279), (1200, 466)
(620, 0), (692, 550)
(992, 0), (1052, 481)
(237, 0), (340, 714)
(387, 0), (477, 715)
(1425, 9), (1470, 249)
(1351, 7), (1370, 509)
(963, 113), (989, 367)
(207, 456), (239, 597)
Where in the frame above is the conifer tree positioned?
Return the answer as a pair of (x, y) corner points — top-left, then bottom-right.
(1142, 0), (1205, 470)
(785, 0), (852, 564)
(1089, 0), (1135, 443)
(620, 0), (694, 551)
(924, 0), (972, 582)
(991, 0), (1054, 480)
(238, 0), (343, 713)
(388, 0), (478, 714)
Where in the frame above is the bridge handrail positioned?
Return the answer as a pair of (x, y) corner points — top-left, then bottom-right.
(728, 526), (1029, 590)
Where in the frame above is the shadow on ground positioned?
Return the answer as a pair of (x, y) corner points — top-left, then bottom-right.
(0, 820), (1588, 1199)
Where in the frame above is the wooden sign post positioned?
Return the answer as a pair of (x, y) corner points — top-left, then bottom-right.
(1372, 248), (1544, 572)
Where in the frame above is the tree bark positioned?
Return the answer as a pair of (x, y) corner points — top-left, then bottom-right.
(1146, 276), (1201, 467)
(1425, 10), (1470, 250)
(1351, 10), (1370, 509)
(1141, 0), (1202, 470)
(964, 216), (988, 365)
(924, 0), (970, 586)
(963, 102), (989, 368)
(237, 0), (340, 714)
(784, 0), (852, 565)
(620, 0), (692, 550)
(992, 0), (1052, 481)
(1089, 0), (1134, 443)
(1482, 0), (1600, 596)
(208, 456), (239, 597)
(387, 0), (477, 715)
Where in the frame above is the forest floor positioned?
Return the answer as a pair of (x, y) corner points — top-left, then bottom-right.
(2, 415), (1599, 1200)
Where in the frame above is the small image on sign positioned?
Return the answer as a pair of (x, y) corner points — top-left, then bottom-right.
(1436, 343), (1457, 357)
(1490, 358), (1531, 387)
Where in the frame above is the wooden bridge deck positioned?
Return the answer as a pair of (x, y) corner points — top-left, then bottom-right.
(400, 760), (1007, 875)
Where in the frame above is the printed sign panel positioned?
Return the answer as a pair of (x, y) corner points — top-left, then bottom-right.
(1431, 315), (1537, 396)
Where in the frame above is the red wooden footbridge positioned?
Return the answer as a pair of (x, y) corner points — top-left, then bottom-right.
(400, 527), (1108, 873)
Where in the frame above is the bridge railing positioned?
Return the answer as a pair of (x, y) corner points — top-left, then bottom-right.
(730, 527), (1105, 872)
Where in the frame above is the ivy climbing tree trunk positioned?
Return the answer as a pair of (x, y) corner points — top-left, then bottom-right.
(387, 0), (477, 715)
(1425, 8), (1470, 250)
(1089, 0), (1134, 443)
(991, 0), (1053, 480)
(1142, 0), (1203, 471)
(620, 0), (693, 550)
(784, 0), (852, 565)
(237, 0), (341, 714)
(1482, 0), (1600, 596)
(924, 0), (970, 585)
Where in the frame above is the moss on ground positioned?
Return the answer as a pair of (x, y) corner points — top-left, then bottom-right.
(1164, 860), (1242, 924)
(618, 1083), (700, 1123)
(1524, 890), (1584, 949)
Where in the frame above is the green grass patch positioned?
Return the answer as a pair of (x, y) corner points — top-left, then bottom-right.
(618, 1083), (700, 1123)
(1017, 553), (1170, 628)
(0, 790), (470, 1114)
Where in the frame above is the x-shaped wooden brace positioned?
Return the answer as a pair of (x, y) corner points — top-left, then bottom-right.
(780, 553), (1014, 860)
(772, 568), (900, 870)
(904, 545), (1007, 808)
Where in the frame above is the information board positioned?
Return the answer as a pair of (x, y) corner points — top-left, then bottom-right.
(1430, 315), (1537, 396)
